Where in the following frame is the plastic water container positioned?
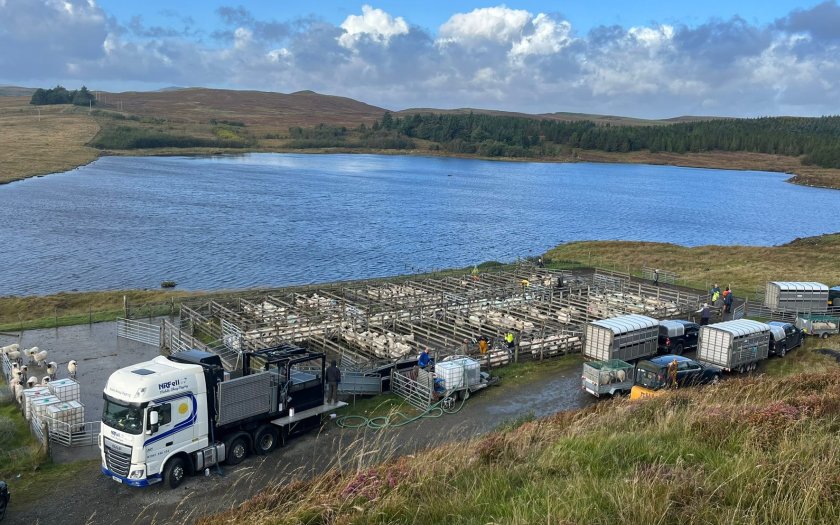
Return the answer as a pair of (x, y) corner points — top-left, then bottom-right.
(289, 407), (295, 418)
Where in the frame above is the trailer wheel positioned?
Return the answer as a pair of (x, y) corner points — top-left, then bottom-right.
(226, 436), (249, 466)
(441, 396), (456, 410)
(778, 345), (787, 357)
(821, 333), (829, 339)
(710, 374), (721, 385)
(459, 388), (470, 401)
(674, 343), (684, 355)
(254, 426), (279, 455)
(163, 456), (186, 489)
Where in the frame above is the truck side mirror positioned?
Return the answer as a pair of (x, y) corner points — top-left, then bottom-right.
(147, 410), (159, 435)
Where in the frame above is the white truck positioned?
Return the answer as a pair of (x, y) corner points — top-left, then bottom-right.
(100, 347), (344, 488)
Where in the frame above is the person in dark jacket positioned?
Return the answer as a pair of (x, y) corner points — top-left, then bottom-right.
(723, 287), (733, 314)
(326, 360), (341, 404)
(697, 303), (711, 325)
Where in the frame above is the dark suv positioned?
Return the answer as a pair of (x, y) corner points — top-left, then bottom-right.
(658, 320), (700, 355)
(767, 321), (803, 357)
(634, 355), (721, 390)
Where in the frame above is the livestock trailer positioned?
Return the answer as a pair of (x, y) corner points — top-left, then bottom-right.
(581, 359), (634, 397)
(764, 282), (829, 312)
(795, 314), (839, 338)
(697, 319), (770, 372)
(583, 314), (659, 362)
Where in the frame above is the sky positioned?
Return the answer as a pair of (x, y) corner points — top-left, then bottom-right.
(1, 1), (839, 118)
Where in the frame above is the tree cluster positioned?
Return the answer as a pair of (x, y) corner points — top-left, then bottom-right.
(367, 112), (840, 168)
(30, 85), (96, 106)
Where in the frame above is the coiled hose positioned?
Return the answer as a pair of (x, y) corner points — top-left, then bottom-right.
(335, 394), (467, 429)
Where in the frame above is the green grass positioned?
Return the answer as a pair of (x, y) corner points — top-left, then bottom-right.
(0, 397), (47, 480)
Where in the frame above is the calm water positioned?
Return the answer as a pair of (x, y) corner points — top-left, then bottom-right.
(1, 153), (839, 296)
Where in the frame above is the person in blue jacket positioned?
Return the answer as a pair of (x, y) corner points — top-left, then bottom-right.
(418, 348), (432, 369)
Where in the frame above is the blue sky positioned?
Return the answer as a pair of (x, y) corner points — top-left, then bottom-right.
(2, 1), (839, 118)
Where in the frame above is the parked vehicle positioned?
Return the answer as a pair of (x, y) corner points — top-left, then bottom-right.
(697, 319), (770, 373)
(630, 355), (721, 400)
(764, 281), (829, 312)
(767, 321), (803, 356)
(795, 315), (840, 338)
(829, 286), (840, 307)
(0, 480), (8, 522)
(100, 346), (343, 489)
(658, 320), (700, 355)
(581, 359), (634, 398)
(583, 314), (659, 362)
(433, 355), (498, 406)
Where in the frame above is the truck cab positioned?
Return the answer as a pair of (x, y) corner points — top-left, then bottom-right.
(100, 354), (211, 487)
(658, 320), (700, 355)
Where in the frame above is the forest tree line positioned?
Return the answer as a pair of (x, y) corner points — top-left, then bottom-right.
(352, 112), (840, 168)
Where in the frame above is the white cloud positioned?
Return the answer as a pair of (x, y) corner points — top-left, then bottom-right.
(510, 14), (573, 58)
(438, 6), (531, 45)
(338, 5), (409, 49)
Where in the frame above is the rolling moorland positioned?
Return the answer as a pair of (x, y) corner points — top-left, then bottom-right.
(1, 86), (840, 188)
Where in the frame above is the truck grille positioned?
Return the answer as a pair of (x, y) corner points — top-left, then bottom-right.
(104, 439), (131, 477)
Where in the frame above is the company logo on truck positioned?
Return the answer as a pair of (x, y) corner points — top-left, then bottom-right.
(158, 377), (189, 394)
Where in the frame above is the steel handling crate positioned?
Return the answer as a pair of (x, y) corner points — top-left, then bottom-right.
(764, 282), (829, 312)
(31, 395), (62, 420)
(434, 358), (481, 390)
(697, 319), (770, 372)
(48, 378), (81, 403)
(584, 314), (659, 362)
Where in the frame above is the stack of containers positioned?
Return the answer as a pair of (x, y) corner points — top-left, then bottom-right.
(46, 401), (85, 432)
(30, 395), (62, 420)
(22, 387), (52, 420)
(48, 378), (81, 402)
(435, 358), (480, 390)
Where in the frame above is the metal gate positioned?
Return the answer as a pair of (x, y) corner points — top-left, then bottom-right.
(390, 368), (433, 410)
(221, 318), (243, 353)
(117, 318), (160, 347)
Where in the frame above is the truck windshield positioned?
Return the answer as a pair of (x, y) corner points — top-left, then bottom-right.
(102, 396), (145, 435)
(635, 365), (665, 390)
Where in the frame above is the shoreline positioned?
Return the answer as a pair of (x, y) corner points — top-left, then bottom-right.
(2, 146), (839, 191)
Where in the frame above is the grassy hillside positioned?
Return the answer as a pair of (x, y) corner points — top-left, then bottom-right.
(545, 233), (840, 298)
(0, 96), (100, 183)
(200, 340), (840, 525)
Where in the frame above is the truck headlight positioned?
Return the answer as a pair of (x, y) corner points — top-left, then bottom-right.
(129, 467), (146, 479)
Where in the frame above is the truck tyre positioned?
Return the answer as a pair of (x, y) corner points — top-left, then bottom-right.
(226, 436), (249, 466)
(164, 456), (187, 489)
(254, 425), (279, 455)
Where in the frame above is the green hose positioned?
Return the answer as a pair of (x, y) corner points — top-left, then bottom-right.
(335, 395), (467, 429)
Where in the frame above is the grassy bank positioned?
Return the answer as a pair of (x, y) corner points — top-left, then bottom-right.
(200, 339), (840, 525)
(546, 233), (840, 298)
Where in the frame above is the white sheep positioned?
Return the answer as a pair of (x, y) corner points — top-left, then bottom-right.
(19, 365), (28, 383)
(26, 376), (38, 388)
(8, 349), (21, 365)
(40, 376), (51, 386)
(12, 379), (23, 404)
(1, 343), (19, 354)
(25, 346), (40, 365)
(47, 361), (58, 380)
(34, 350), (48, 368)
(12, 368), (21, 380)
(67, 360), (77, 379)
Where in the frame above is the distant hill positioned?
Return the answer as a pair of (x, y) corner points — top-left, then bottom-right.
(0, 85), (35, 97)
(96, 88), (388, 130)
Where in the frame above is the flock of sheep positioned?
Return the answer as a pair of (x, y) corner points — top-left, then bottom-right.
(1, 343), (77, 405)
(337, 322), (415, 359)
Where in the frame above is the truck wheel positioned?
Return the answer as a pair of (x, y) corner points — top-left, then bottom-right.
(226, 436), (249, 466)
(254, 426), (279, 455)
(164, 456), (186, 489)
